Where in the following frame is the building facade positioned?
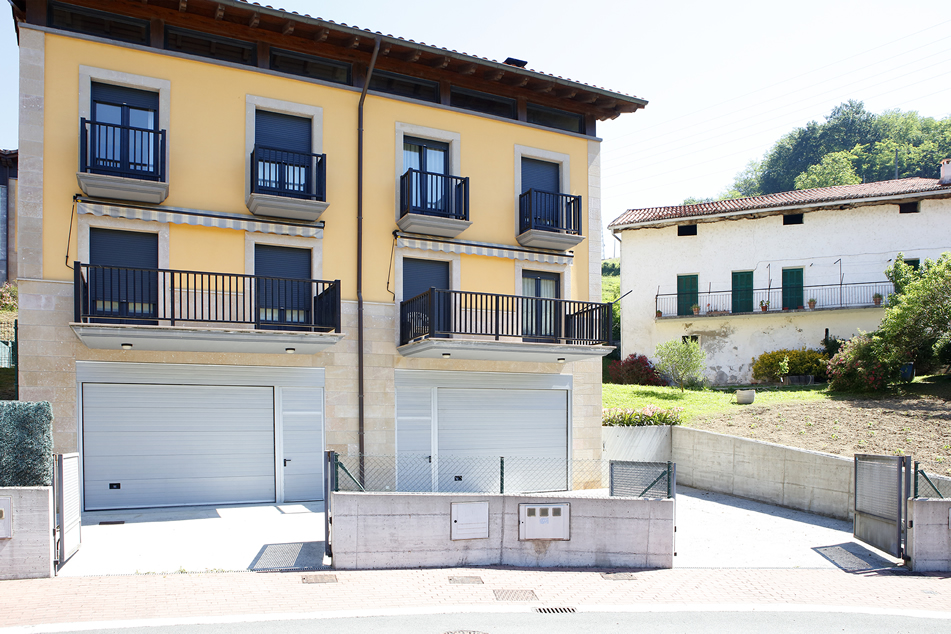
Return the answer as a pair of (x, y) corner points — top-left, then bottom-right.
(0, 149), (15, 283)
(610, 168), (951, 385)
(11, 0), (645, 510)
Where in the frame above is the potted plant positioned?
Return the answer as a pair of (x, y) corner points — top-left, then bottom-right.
(759, 299), (769, 312)
(691, 303), (700, 315)
(873, 292), (883, 307)
(656, 309), (663, 318)
(808, 298), (817, 309)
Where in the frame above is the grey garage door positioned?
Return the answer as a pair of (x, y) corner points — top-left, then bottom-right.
(82, 384), (276, 510)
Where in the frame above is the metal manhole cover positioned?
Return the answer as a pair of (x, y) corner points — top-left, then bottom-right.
(449, 576), (483, 584)
(535, 607), (576, 614)
(601, 572), (636, 580)
(302, 574), (337, 584)
(493, 589), (538, 602)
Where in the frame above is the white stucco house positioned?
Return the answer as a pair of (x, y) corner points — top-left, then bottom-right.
(609, 159), (951, 385)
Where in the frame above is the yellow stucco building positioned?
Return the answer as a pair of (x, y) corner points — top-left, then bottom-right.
(12, 0), (646, 510)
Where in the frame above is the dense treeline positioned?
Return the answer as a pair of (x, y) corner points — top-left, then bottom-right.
(685, 101), (951, 204)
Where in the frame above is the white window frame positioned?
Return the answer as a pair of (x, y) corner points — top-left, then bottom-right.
(514, 145), (571, 237)
(394, 122), (462, 220)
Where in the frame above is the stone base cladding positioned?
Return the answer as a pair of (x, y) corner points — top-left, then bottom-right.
(18, 282), (602, 459)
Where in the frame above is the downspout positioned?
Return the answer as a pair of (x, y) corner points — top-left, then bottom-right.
(357, 35), (382, 484)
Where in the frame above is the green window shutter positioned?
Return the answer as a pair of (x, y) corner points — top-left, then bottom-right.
(677, 275), (698, 316)
(782, 268), (804, 310)
(731, 271), (753, 313)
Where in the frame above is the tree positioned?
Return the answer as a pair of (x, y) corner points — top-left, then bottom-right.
(879, 253), (951, 367)
(654, 339), (707, 391)
(682, 196), (715, 205)
(721, 160), (764, 199)
(793, 149), (862, 189)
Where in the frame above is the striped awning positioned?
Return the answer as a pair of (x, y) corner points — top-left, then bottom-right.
(77, 201), (323, 238)
(397, 235), (573, 265)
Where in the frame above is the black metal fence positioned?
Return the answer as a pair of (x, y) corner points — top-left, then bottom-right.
(74, 262), (341, 332)
(251, 144), (326, 201)
(656, 281), (894, 317)
(399, 288), (611, 346)
(400, 169), (469, 220)
(80, 118), (166, 181)
(519, 189), (582, 234)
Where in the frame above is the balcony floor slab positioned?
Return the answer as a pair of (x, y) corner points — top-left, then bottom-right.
(71, 323), (345, 355)
(397, 337), (614, 363)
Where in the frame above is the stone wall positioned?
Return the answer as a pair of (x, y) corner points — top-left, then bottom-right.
(907, 498), (951, 572)
(0, 487), (54, 580)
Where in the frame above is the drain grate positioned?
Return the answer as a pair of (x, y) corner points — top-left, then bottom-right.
(449, 576), (484, 584)
(535, 607), (576, 614)
(601, 572), (636, 580)
(99, 521), (125, 525)
(250, 542), (326, 572)
(302, 574), (337, 584)
(493, 589), (538, 602)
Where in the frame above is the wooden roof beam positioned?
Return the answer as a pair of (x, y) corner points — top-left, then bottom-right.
(178, 0), (187, 12)
(214, 3), (224, 20)
(574, 92), (598, 104)
(403, 49), (422, 63)
(457, 63), (477, 76)
(345, 35), (361, 49)
(282, 21), (295, 36)
(314, 27), (329, 42)
(484, 69), (505, 82)
(248, 12), (260, 28)
(430, 56), (450, 70)
(531, 81), (554, 94)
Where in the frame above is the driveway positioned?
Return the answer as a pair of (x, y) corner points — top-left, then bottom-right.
(57, 502), (327, 576)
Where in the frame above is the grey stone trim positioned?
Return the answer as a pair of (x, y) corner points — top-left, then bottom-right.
(587, 139), (602, 304)
(17, 27), (45, 280)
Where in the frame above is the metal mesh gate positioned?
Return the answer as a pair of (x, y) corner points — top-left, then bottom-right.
(853, 454), (911, 559)
(609, 461), (676, 499)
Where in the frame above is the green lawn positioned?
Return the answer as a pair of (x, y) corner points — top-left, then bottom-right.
(602, 383), (832, 423)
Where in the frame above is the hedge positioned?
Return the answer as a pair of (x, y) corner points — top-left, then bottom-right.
(751, 348), (829, 382)
(0, 401), (53, 487)
(603, 405), (684, 427)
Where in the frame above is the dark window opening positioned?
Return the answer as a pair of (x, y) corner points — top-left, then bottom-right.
(904, 258), (920, 270)
(86, 82), (162, 180)
(270, 49), (351, 85)
(450, 87), (516, 119)
(368, 71), (439, 103)
(678, 224), (697, 236)
(523, 270), (560, 342)
(49, 2), (149, 45)
(527, 104), (584, 134)
(783, 213), (804, 225)
(165, 27), (256, 66)
(682, 335), (699, 344)
(899, 202), (920, 214)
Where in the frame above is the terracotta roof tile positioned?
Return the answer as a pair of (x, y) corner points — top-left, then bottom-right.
(608, 177), (951, 229)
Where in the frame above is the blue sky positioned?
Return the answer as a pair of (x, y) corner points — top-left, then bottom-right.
(1, 0), (949, 257)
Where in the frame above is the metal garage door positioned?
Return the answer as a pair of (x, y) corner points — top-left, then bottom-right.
(82, 384), (276, 510)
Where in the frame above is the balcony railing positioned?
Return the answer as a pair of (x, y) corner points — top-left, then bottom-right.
(400, 169), (469, 220)
(655, 281), (894, 318)
(73, 262), (341, 333)
(519, 189), (582, 235)
(251, 144), (326, 201)
(399, 288), (611, 346)
(80, 118), (166, 181)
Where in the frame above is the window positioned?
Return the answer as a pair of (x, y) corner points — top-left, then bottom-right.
(165, 27), (256, 66)
(270, 49), (351, 85)
(903, 258), (920, 270)
(731, 271), (753, 313)
(527, 104), (584, 134)
(50, 1), (149, 45)
(88, 228), (158, 324)
(88, 82), (161, 180)
(899, 202), (920, 214)
(783, 213), (803, 225)
(523, 270), (560, 342)
(677, 275), (698, 317)
(403, 258), (451, 338)
(782, 268), (804, 310)
(450, 87), (517, 119)
(521, 158), (560, 195)
(253, 110), (314, 199)
(403, 137), (450, 215)
(369, 71), (439, 103)
(254, 245), (311, 329)
(678, 224), (697, 236)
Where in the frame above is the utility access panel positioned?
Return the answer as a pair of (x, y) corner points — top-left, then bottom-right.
(518, 503), (569, 540)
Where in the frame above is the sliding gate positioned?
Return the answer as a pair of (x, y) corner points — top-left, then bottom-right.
(853, 454), (912, 559)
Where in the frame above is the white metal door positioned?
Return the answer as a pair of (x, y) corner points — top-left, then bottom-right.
(82, 383), (276, 510)
(395, 386), (436, 491)
(280, 387), (325, 502)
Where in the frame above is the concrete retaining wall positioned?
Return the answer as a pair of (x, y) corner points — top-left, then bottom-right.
(907, 498), (951, 572)
(0, 487), (54, 580)
(602, 425), (671, 462)
(330, 492), (674, 570)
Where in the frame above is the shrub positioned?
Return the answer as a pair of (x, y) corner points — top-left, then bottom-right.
(0, 282), (16, 313)
(654, 339), (706, 391)
(602, 405), (684, 427)
(752, 348), (830, 382)
(826, 334), (898, 392)
(820, 334), (845, 357)
(0, 401), (54, 487)
(607, 353), (664, 386)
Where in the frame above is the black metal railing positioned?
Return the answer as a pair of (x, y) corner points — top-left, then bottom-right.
(399, 288), (611, 346)
(519, 189), (582, 235)
(74, 262), (341, 333)
(655, 281), (894, 317)
(251, 144), (326, 201)
(80, 118), (166, 181)
(399, 169), (469, 220)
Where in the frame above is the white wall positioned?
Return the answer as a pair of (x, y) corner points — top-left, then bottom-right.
(907, 498), (951, 572)
(618, 197), (951, 384)
(0, 487), (55, 580)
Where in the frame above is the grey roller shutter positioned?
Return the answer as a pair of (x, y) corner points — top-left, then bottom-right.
(403, 258), (449, 301)
(91, 82), (159, 112)
(82, 384), (276, 510)
(521, 158), (560, 194)
(89, 228), (157, 268)
(255, 110), (311, 153)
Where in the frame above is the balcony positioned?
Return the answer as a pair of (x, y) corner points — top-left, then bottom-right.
(655, 281), (894, 318)
(397, 169), (471, 237)
(516, 189), (584, 251)
(398, 288), (613, 362)
(246, 145), (328, 221)
(77, 118), (168, 203)
(71, 262), (344, 354)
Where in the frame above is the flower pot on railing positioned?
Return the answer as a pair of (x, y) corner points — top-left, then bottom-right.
(808, 299), (816, 310)
(691, 304), (700, 315)
(873, 293), (883, 307)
